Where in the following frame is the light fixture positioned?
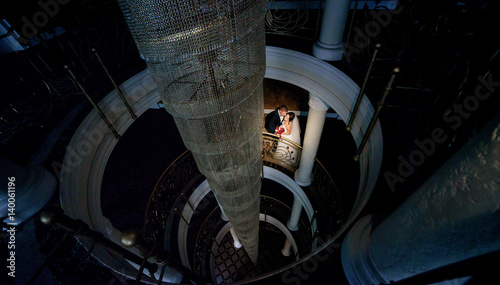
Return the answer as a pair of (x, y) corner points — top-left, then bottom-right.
(118, 0), (267, 264)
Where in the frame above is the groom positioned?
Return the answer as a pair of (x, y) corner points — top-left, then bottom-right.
(265, 105), (288, 133)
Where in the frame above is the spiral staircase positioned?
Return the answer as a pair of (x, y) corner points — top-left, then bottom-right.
(51, 47), (370, 284)
(2, 1), (498, 284)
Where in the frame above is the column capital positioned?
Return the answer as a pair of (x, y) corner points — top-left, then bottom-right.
(313, 41), (344, 61)
(308, 97), (328, 111)
(294, 169), (312, 186)
(287, 219), (299, 231)
(313, 0), (350, 61)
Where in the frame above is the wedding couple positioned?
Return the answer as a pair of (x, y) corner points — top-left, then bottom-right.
(265, 105), (291, 135)
(265, 105), (301, 154)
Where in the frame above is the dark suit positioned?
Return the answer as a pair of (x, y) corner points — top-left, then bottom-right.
(265, 108), (282, 133)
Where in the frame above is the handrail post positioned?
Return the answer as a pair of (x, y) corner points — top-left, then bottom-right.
(346, 43), (381, 131)
(121, 229), (205, 284)
(345, 0), (360, 48)
(65, 65), (121, 139)
(180, 192), (195, 211)
(40, 209), (157, 273)
(353, 67), (399, 161)
(174, 207), (189, 226)
(92, 48), (137, 120)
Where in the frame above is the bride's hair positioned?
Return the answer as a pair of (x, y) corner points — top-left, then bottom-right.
(287, 112), (295, 122)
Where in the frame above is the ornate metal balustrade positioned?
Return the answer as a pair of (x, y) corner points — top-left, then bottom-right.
(310, 158), (344, 239)
(143, 150), (201, 248)
(262, 132), (302, 173)
(260, 195), (313, 254)
(265, 0), (323, 41)
(143, 132), (343, 280)
(193, 206), (223, 278)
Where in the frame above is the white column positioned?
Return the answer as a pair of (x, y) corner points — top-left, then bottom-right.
(221, 209), (229, 221)
(287, 196), (303, 231)
(221, 209), (242, 247)
(229, 227), (242, 249)
(341, 114), (500, 284)
(0, 156), (57, 225)
(313, 0), (351, 61)
(282, 238), (292, 256)
(295, 98), (328, 186)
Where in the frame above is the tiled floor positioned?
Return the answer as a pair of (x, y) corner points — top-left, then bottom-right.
(212, 222), (296, 284)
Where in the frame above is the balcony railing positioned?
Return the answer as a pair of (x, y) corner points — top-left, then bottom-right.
(310, 158), (344, 238)
(143, 132), (344, 282)
(262, 132), (302, 173)
(143, 150), (201, 248)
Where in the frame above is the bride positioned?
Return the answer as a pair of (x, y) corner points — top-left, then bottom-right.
(275, 112), (301, 166)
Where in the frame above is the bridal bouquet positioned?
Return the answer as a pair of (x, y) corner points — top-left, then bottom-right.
(275, 126), (285, 137)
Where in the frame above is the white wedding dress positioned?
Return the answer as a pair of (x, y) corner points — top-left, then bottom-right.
(276, 112), (301, 166)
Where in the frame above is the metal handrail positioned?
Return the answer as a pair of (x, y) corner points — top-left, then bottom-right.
(262, 132), (303, 173)
(38, 209), (158, 280)
(142, 132), (343, 282)
(311, 157), (345, 234)
(121, 228), (206, 284)
(143, 149), (198, 247)
(26, 231), (72, 285)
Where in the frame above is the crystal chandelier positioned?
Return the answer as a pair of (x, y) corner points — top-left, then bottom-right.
(118, 0), (266, 264)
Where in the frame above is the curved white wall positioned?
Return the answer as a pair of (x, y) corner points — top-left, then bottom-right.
(265, 46), (383, 231)
(59, 47), (382, 281)
(177, 166), (317, 269)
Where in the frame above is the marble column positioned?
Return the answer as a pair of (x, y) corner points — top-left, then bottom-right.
(282, 238), (292, 257)
(313, 0), (351, 61)
(222, 211), (242, 248)
(287, 196), (303, 231)
(295, 98), (328, 186)
(221, 209), (229, 221)
(283, 194), (303, 256)
(229, 227), (242, 249)
(341, 113), (500, 284)
(0, 156), (57, 225)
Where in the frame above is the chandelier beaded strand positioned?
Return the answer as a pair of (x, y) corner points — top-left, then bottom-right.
(118, 0), (267, 264)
